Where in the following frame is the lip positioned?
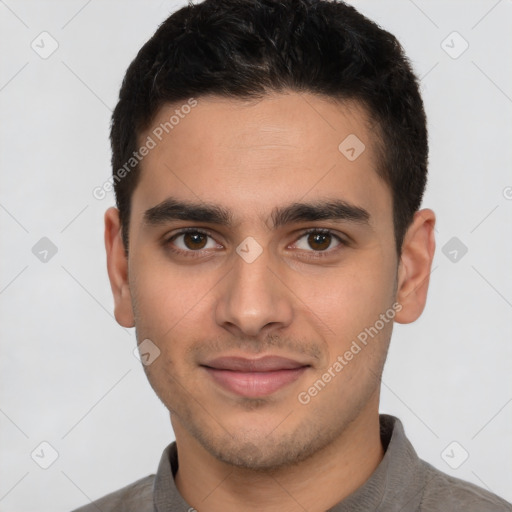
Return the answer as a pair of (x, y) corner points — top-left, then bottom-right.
(201, 356), (310, 398)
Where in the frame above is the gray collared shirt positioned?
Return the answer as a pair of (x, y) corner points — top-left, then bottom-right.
(72, 414), (511, 511)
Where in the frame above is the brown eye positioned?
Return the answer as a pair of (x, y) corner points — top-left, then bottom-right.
(182, 232), (208, 250)
(168, 229), (219, 254)
(307, 232), (332, 251)
(293, 229), (344, 255)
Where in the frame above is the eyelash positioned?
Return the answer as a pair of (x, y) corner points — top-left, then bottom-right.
(164, 227), (346, 260)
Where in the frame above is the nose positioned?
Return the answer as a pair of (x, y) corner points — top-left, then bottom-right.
(214, 244), (294, 338)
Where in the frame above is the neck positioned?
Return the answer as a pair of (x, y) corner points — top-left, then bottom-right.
(172, 401), (384, 512)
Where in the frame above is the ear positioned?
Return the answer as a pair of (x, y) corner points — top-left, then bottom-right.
(104, 207), (135, 328)
(394, 208), (436, 324)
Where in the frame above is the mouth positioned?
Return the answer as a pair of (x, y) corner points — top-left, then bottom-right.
(200, 356), (311, 398)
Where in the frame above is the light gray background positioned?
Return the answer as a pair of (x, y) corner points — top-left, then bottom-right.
(1, 1), (511, 511)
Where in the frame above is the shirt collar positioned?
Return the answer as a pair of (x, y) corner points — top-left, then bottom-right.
(328, 414), (426, 511)
(153, 414), (426, 511)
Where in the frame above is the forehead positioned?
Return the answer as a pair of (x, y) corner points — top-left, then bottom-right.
(132, 92), (391, 229)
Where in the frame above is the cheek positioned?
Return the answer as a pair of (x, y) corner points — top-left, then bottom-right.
(309, 259), (396, 347)
(130, 261), (220, 371)
(130, 252), (204, 333)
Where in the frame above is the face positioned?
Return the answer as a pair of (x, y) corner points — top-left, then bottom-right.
(105, 92), (435, 470)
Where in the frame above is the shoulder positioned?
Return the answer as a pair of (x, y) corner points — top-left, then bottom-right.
(70, 474), (155, 512)
(419, 461), (512, 511)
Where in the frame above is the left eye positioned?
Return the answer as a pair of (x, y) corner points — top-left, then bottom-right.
(293, 230), (342, 252)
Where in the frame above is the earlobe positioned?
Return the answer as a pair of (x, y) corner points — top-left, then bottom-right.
(394, 208), (436, 324)
(104, 207), (135, 328)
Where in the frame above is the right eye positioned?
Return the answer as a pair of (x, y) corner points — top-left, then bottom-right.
(165, 228), (223, 256)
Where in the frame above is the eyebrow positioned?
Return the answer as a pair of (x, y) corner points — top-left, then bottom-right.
(143, 197), (370, 229)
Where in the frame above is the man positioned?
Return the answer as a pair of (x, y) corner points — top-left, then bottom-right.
(74, 0), (511, 510)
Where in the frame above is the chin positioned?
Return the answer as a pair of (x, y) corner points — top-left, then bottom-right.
(189, 417), (338, 472)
